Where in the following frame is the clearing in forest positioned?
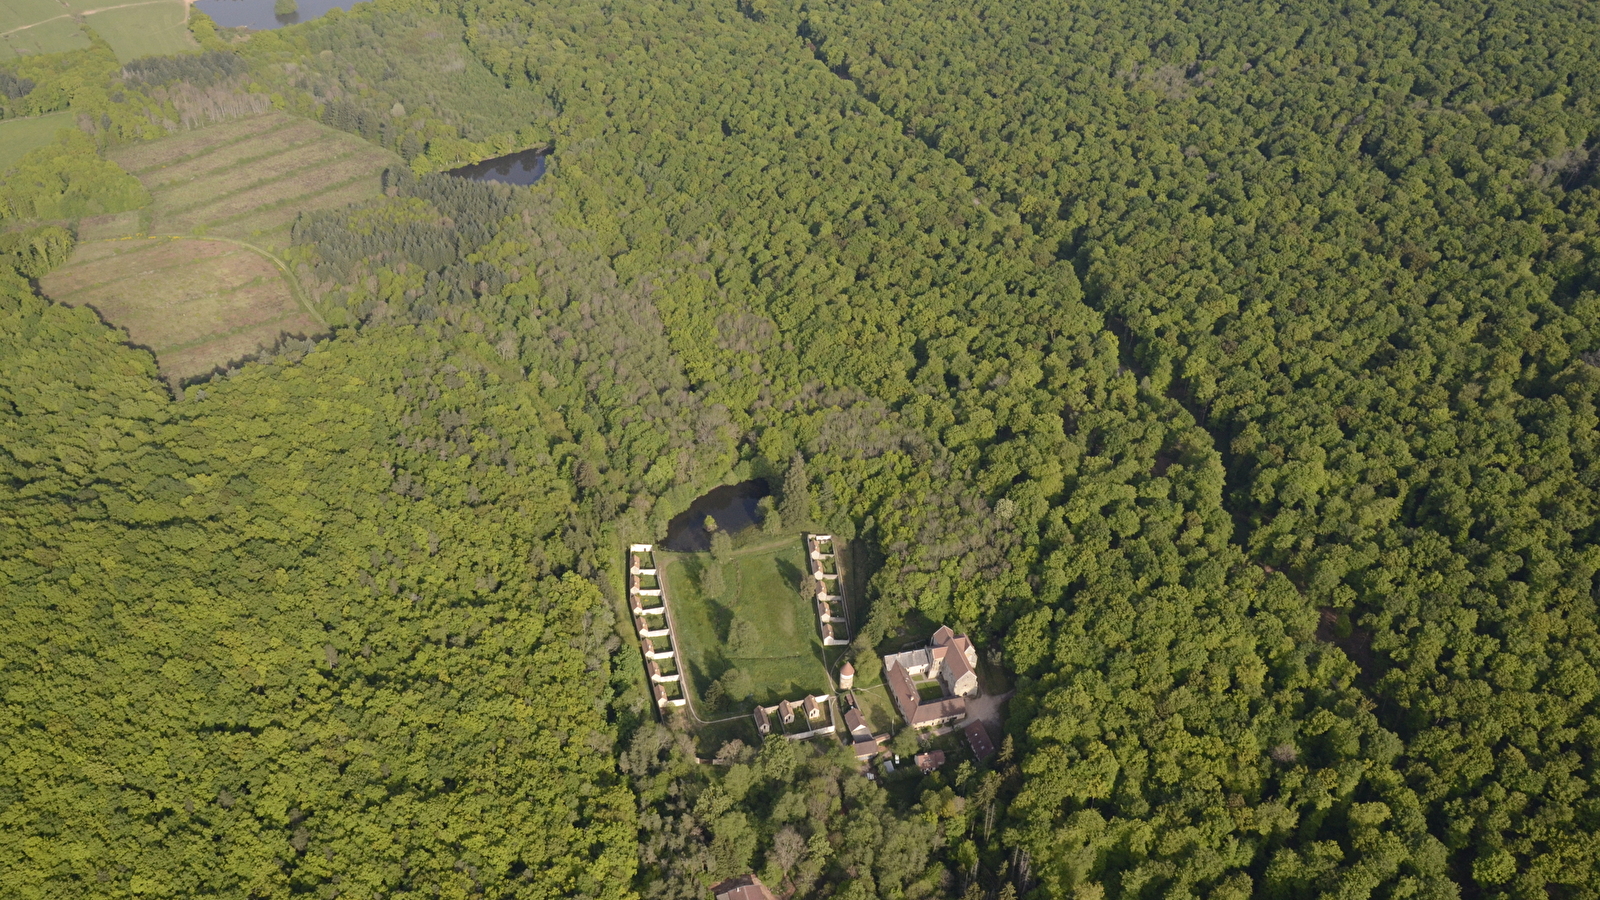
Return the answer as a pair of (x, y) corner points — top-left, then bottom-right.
(662, 534), (834, 715)
(37, 111), (399, 381)
(38, 236), (319, 381)
(0, 112), (75, 170)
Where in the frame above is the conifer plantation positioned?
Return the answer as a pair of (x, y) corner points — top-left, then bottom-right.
(3, 1), (1599, 899)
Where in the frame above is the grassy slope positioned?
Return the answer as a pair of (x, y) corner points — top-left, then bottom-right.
(0, 0), (66, 34)
(82, 1), (197, 62)
(1, 16), (90, 59)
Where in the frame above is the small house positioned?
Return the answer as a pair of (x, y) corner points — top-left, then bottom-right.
(844, 707), (871, 739)
(852, 734), (884, 762)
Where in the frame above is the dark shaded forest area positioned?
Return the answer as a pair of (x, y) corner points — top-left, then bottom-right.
(2, 0), (1599, 898)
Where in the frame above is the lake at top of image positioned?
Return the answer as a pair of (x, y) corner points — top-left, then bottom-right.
(191, 0), (356, 30)
(662, 480), (771, 552)
(445, 149), (548, 186)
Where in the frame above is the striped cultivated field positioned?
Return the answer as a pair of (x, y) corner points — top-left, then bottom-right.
(108, 110), (402, 252)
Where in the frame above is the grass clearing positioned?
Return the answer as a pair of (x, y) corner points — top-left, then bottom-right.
(2, 16), (90, 59)
(38, 236), (313, 380)
(663, 534), (832, 715)
(38, 112), (396, 382)
(0, 113), (75, 171)
(82, 1), (197, 62)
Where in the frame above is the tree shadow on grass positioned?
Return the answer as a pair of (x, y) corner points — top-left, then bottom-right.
(774, 555), (804, 592)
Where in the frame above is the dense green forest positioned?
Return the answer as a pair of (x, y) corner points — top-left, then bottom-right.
(3, 0), (1599, 898)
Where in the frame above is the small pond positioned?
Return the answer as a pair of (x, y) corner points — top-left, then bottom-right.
(192, 0), (356, 30)
(662, 479), (770, 552)
(446, 148), (548, 186)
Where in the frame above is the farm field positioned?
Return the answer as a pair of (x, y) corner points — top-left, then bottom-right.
(0, 0), (68, 35)
(35, 111), (398, 382)
(81, 0), (197, 62)
(39, 236), (318, 381)
(662, 534), (832, 714)
(1, 15), (89, 59)
(0, 112), (74, 170)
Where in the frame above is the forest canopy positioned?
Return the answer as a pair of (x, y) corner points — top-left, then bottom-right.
(2, 0), (1599, 898)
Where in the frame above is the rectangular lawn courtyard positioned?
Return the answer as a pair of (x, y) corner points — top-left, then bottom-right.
(662, 534), (834, 714)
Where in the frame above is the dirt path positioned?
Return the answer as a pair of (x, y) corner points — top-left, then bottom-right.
(965, 689), (1013, 728)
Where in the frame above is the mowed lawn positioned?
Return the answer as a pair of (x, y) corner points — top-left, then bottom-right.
(0, 112), (75, 170)
(39, 237), (318, 381)
(109, 110), (401, 253)
(663, 535), (833, 711)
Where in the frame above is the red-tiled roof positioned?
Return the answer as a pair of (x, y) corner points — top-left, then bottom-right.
(886, 661), (921, 718)
(852, 735), (884, 759)
(911, 696), (966, 726)
(965, 720), (996, 759)
(844, 708), (870, 736)
(942, 644), (975, 687)
(915, 750), (946, 772)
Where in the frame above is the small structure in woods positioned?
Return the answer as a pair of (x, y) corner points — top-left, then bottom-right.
(712, 874), (777, 900)
(965, 720), (996, 761)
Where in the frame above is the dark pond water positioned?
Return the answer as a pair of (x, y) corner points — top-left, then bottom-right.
(192, 0), (356, 30)
(662, 479), (770, 552)
(446, 149), (548, 186)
